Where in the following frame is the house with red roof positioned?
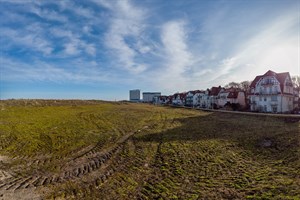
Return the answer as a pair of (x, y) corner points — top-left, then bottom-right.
(198, 89), (210, 108)
(185, 90), (204, 107)
(208, 86), (223, 109)
(172, 92), (187, 105)
(248, 70), (294, 113)
(217, 87), (246, 109)
(153, 95), (168, 105)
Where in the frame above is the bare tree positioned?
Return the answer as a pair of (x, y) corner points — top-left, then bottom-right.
(292, 76), (300, 90)
(224, 82), (240, 89)
(240, 81), (252, 93)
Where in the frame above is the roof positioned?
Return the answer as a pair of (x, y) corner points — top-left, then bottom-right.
(187, 90), (204, 95)
(227, 91), (239, 98)
(210, 86), (222, 96)
(249, 70), (291, 93)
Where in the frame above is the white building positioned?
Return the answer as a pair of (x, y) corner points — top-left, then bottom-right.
(217, 88), (246, 109)
(294, 88), (299, 109)
(249, 70), (294, 113)
(143, 92), (161, 102)
(129, 89), (140, 102)
(198, 91), (210, 108)
(208, 86), (223, 109)
(172, 93), (186, 105)
(185, 90), (204, 107)
(153, 96), (168, 105)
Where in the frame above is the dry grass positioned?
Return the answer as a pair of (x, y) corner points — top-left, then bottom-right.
(0, 100), (299, 199)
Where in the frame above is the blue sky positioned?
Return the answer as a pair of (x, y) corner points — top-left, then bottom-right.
(0, 0), (299, 100)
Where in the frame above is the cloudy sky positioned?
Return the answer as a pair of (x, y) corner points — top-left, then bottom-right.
(0, 0), (299, 100)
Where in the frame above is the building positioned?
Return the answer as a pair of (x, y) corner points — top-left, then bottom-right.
(172, 92), (187, 105)
(208, 86), (223, 109)
(248, 70), (294, 113)
(153, 95), (168, 105)
(185, 90), (203, 107)
(129, 89), (140, 102)
(143, 92), (161, 102)
(198, 91), (210, 108)
(217, 88), (246, 110)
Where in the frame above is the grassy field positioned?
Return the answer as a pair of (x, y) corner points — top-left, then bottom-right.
(0, 100), (299, 199)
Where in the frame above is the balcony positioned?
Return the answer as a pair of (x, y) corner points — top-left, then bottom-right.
(270, 101), (278, 106)
(258, 91), (280, 95)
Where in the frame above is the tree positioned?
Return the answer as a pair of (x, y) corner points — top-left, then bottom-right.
(224, 82), (240, 89)
(224, 81), (252, 92)
(292, 76), (300, 90)
(240, 81), (252, 93)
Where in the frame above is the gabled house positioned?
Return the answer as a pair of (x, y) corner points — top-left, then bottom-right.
(217, 87), (246, 109)
(293, 88), (299, 110)
(185, 90), (203, 107)
(166, 95), (173, 105)
(248, 70), (294, 113)
(185, 91), (195, 107)
(198, 90), (210, 108)
(208, 86), (223, 109)
(153, 95), (168, 105)
(172, 92), (187, 105)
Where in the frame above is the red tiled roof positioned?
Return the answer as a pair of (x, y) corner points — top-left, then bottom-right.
(210, 86), (222, 96)
(179, 92), (187, 99)
(250, 75), (263, 88)
(249, 70), (291, 93)
(227, 91), (239, 98)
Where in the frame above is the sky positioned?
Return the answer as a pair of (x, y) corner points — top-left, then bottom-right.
(0, 0), (299, 100)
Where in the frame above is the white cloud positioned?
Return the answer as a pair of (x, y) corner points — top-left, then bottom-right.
(95, 0), (149, 74)
(0, 27), (53, 55)
(1, 57), (112, 83)
(151, 20), (195, 91)
(85, 44), (96, 56)
(50, 27), (96, 56)
(161, 20), (193, 74)
(64, 41), (79, 55)
(218, 11), (299, 81)
(29, 5), (68, 23)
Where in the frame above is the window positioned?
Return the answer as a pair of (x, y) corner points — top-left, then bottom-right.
(259, 96), (262, 101)
(271, 96), (277, 101)
(272, 106), (277, 113)
(264, 105), (267, 112)
(264, 97), (267, 101)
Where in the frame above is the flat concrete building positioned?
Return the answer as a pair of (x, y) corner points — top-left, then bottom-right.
(143, 92), (161, 102)
(129, 89), (140, 102)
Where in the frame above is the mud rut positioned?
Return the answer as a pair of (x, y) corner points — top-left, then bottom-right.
(0, 124), (154, 199)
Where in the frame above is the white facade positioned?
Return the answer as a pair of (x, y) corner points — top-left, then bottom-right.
(129, 89), (140, 101)
(217, 89), (246, 108)
(185, 92), (194, 106)
(172, 93), (186, 105)
(249, 70), (294, 113)
(294, 89), (299, 109)
(193, 92), (203, 107)
(143, 92), (161, 102)
(198, 91), (210, 108)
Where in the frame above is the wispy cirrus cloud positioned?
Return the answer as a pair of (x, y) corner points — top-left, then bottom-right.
(29, 4), (68, 23)
(0, 0), (299, 100)
(0, 27), (53, 55)
(1, 57), (113, 83)
(155, 20), (194, 90)
(94, 0), (150, 74)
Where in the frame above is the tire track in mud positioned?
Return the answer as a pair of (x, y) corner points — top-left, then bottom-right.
(0, 125), (149, 196)
(0, 111), (172, 199)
